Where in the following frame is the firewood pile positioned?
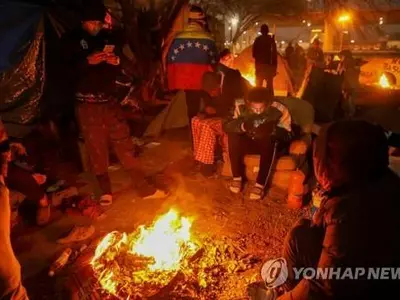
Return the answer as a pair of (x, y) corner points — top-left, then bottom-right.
(68, 236), (262, 300)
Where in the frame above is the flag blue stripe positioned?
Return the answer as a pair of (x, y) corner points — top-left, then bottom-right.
(167, 37), (217, 64)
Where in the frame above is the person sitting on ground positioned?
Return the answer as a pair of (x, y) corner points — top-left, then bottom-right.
(0, 120), (50, 226)
(191, 69), (245, 177)
(0, 130), (29, 299)
(275, 120), (400, 300)
(223, 87), (292, 200)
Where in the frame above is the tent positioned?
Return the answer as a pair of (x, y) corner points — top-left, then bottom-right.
(143, 90), (188, 137)
(232, 46), (295, 96)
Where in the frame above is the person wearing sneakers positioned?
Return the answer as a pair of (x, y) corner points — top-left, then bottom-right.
(62, 2), (166, 205)
(223, 88), (292, 200)
(0, 134), (29, 299)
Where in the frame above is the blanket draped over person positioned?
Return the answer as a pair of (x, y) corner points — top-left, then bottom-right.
(279, 120), (400, 300)
(166, 17), (217, 91)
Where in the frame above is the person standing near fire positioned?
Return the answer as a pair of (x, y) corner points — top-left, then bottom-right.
(63, 2), (166, 205)
(252, 24), (278, 95)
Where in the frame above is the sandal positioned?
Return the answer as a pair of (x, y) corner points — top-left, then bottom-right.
(249, 185), (265, 201)
(99, 194), (113, 206)
(229, 179), (243, 194)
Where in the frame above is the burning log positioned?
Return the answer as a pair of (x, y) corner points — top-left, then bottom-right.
(85, 210), (263, 299)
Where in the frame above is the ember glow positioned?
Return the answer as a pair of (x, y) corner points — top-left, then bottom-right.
(379, 73), (391, 89)
(91, 209), (199, 298)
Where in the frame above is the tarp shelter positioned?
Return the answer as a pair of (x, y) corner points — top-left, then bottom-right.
(0, 1), (45, 126)
(232, 46), (295, 96)
(0, 0), (81, 134)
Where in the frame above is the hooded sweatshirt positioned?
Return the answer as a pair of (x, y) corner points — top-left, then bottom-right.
(280, 120), (400, 300)
(252, 33), (278, 67)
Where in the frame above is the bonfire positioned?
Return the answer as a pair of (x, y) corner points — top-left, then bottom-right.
(379, 73), (391, 89)
(91, 209), (199, 298)
(90, 209), (262, 299)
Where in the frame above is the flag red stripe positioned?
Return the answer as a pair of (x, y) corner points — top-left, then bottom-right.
(167, 63), (213, 91)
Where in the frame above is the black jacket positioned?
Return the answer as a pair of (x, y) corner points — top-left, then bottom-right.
(252, 34), (278, 66)
(281, 121), (400, 300)
(61, 28), (123, 100)
(223, 101), (292, 142)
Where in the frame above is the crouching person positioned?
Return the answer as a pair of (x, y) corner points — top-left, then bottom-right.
(192, 70), (245, 177)
(276, 121), (400, 300)
(0, 140), (28, 299)
(223, 88), (292, 200)
(191, 72), (225, 177)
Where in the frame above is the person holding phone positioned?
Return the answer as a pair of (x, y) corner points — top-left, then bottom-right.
(62, 2), (166, 205)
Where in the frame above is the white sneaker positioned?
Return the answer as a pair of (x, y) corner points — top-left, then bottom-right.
(229, 179), (243, 194)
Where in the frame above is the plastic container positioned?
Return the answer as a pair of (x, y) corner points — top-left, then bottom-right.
(287, 170), (305, 209)
(48, 248), (72, 277)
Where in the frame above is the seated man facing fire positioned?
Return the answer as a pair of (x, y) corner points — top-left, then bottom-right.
(191, 69), (245, 177)
(223, 88), (292, 200)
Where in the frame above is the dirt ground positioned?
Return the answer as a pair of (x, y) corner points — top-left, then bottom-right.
(11, 128), (305, 300)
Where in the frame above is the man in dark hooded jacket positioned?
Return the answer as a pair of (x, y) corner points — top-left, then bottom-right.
(276, 120), (400, 300)
(252, 24), (277, 94)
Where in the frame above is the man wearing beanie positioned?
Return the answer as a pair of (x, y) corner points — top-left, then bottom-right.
(223, 88), (292, 200)
(62, 1), (166, 205)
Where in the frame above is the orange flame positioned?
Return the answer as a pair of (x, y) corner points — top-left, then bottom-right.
(379, 74), (391, 89)
(91, 209), (198, 297)
(242, 73), (256, 86)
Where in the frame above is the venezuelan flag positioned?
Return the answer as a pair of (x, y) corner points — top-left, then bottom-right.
(167, 28), (217, 91)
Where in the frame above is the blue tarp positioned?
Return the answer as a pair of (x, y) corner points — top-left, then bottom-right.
(0, 1), (43, 72)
